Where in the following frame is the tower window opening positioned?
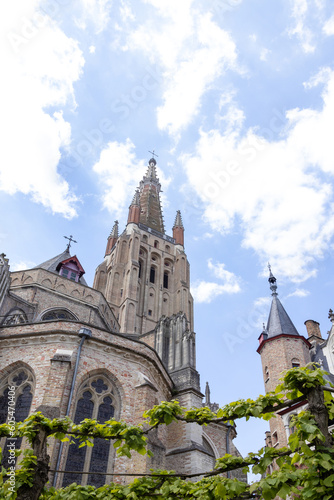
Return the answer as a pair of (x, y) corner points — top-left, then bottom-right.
(163, 272), (169, 289)
(120, 289), (123, 297)
(150, 267), (155, 284)
(138, 261), (142, 279)
(292, 360), (300, 368)
(154, 240), (159, 249)
(265, 366), (269, 383)
(148, 309), (152, 316)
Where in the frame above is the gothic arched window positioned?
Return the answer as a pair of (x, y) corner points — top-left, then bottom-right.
(0, 367), (34, 468)
(2, 309), (28, 326)
(62, 375), (119, 488)
(41, 309), (77, 321)
(150, 266), (156, 284)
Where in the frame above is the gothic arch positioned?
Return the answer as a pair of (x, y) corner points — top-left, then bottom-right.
(0, 363), (35, 467)
(39, 308), (78, 322)
(62, 371), (122, 488)
(41, 278), (52, 288)
(202, 432), (219, 469)
(1, 308), (28, 326)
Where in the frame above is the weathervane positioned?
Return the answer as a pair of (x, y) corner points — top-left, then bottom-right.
(148, 150), (159, 159)
(64, 235), (77, 251)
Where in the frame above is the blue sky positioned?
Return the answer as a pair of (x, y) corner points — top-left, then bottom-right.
(2, 0), (334, 471)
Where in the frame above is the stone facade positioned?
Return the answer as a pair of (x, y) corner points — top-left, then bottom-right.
(0, 158), (245, 487)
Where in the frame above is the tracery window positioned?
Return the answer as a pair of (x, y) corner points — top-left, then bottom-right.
(62, 375), (119, 488)
(0, 367), (34, 468)
(2, 309), (28, 326)
(41, 309), (77, 321)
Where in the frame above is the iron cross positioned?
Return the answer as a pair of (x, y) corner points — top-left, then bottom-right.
(148, 150), (159, 159)
(64, 234), (77, 251)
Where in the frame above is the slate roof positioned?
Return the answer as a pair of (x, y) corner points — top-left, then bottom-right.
(267, 295), (299, 338)
(34, 249), (88, 286)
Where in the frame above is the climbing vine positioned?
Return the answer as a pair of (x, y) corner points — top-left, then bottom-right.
(0, 364), (333, 499)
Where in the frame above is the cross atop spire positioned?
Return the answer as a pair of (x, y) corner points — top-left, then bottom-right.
(64, 235), (77, 252)
(148, 149), (159, 160)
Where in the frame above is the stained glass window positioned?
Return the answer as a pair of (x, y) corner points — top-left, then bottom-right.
(62, 376), (118, 487)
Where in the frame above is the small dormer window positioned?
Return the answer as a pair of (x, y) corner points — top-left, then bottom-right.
(60, 266), (78, 281)
(56, 255), (85, 284)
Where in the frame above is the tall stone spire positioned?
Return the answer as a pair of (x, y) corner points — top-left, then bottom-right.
(173, 210), (184, 246)
(127, 188), (140, 225)
(105, 221), (119, 257)
(138, 158), (165, 233)
(266, 265), (299, 338)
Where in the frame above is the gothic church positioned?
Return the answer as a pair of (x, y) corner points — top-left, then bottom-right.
(0, 158), (244, 487)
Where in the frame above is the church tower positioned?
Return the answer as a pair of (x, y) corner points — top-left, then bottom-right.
(93, 157), (193, 338)
(257, 267), (311, 448)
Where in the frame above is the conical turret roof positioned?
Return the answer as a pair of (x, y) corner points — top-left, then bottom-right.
(266, 266), (299, 338)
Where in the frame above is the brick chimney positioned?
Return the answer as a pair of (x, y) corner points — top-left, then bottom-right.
(304, 319), (323, 345)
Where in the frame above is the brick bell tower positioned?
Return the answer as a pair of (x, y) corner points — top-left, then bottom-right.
(257, 266), (311, 448)
(93, 157), (196, 384)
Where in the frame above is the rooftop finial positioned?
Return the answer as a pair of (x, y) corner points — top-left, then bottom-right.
(268, 262), (277, 296)
(64, 235), (77, 252)
(205, 382), (211, 405)
(173, 210), (184, 228)
(110, 221), (119, 238)
(130, 189), (140, 206)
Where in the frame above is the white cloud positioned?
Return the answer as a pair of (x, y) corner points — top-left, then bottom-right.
(260, 48), (270, 61)
(323, 14), (334, 35)
(125, 1), (238, 138)
(288, 0), (315, 53)
(191, 259), (241, 303)
(192, 280), (240, 303)
(0, 1), (84, 218)
(182, 69), (334, 282)
(10, 260), (36, 272)
(287, 288), (310, 298)
(93, 139), (171, 221)
(75, 0), (111, 33)
(89, 45), (96, 54)
(253, 297), (271, 308)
